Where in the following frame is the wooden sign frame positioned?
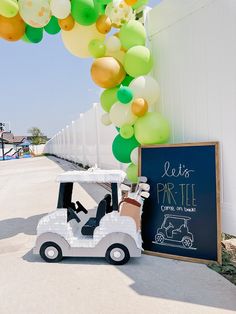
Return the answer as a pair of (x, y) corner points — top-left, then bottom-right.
(139, 142), (222, 264)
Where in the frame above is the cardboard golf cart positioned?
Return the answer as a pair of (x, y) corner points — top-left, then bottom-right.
(33, 169), (150, 265)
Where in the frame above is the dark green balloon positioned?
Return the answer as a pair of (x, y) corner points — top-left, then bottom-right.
(25, 26), (43, 44)
(112, 134), (139, 163)
(122, 75), (134, 86)
(71, 0), (99, 26)
(44, 16), (61, 35)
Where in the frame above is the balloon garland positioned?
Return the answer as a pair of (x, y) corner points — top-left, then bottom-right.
(0, 0), (171, 183)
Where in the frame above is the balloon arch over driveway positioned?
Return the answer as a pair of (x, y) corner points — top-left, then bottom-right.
(0, 0), (170, 182)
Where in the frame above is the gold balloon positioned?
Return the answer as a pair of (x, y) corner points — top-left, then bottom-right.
(96, 14), (112, 34)
(91, 57), (126, 88)
(131, 98), (148, 117)
(0, 13), (25, 41)
(58, 14), (75, 31)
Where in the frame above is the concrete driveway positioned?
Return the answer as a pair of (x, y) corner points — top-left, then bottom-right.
(0, 157), (235, 314)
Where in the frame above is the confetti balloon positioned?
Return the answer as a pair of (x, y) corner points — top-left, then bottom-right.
(71, 0), (99, 26)
(124, 46), (153, 77)
(131, 98), (148, 117)
(134, 112), (170, 145)
(105, 1), (134, 28)
(100, 87), (119, 112)
(96, 14), (112, 34)
(0, 13), (25, 41)
(91, 57), (126, 88)
(129, 75), (160, 107)
(18, 0), (51, 28)
(0, 0), (18, 18)
(58, 14), (75, 31)
(109, 102), (137, 127)
(62, 23), (105, 58)
(50, 0), (71, 19)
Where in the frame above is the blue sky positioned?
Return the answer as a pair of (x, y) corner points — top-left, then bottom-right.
(0, 0), (159, 137)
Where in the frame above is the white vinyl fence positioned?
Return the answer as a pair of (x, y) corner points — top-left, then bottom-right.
(45, 0), (236, 235)
(147, 0), (236, 235)
(44, 103), (121, 170)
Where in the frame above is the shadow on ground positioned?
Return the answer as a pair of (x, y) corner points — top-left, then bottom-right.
(22, 248), (236, 311)
(0, 214), (45, 240)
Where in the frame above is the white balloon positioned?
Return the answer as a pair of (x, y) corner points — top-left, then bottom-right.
(50, 0), (71, 19)
(129, 76), (160, 107)
(109, 102), (137, 127)
(105, 36), (121, 52)
(130, 147), (139, 165)
(101, 113), (112, 126)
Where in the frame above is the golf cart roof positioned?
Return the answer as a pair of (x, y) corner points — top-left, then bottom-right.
(57, 169), (126, 184)
(164, 214), (191, 220)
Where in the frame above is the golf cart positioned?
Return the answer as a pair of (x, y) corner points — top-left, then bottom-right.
(34, 169), (150, 265)
(155, 214), (194, 248)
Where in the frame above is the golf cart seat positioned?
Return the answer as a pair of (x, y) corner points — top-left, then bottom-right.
(81, 199), (107, 236)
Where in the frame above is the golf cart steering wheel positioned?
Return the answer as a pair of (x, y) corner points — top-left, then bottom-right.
(67, 207), (81, 224)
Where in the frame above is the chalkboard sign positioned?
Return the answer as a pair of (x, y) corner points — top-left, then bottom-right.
(139, 142), (221, 264)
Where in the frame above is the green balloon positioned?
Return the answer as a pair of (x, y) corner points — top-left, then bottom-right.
(134, 112), (170, 145)
(120, 125), (134, 139)
(88, 39), (106, 58)
(71, 0), (99, 26)
(100, 87), (119, 112)
(121, 75), (134, 86)
(124, 46), (153, 78)
(126, 163), (138, 183)
(0, 0), (18, 18)
(97, 0), (112, 3)
(120, 20), (146, 50)
(44, 16), (61, 35)
(117, 86), (133, 104)
(112, 134), (139, 163)
(25, 26), (43, 44)
(132, 0), (148, 10)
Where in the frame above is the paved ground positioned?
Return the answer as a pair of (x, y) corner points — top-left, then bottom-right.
(0, 156), (236, 314)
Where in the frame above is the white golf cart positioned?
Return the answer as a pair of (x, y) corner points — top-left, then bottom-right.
(33, 169), (149, 265)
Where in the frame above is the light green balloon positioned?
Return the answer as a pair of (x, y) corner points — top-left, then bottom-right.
(0, 0), (18, 18)
(88, 39), (106, 58)
(126, 163), (138, 183)
(100, 87), (119, 112)
(134, 112), (170, 145)
(124, 46), (153, 78)
(120, 125), (134, 139)
(21, 33), (32, 44)
(119, 20), (146, 50)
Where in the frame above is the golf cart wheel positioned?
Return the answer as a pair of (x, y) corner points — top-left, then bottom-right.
(105, 243), (130, 265)
(40, 242), (63, 263)
(155, 233), (164, 244)
(182, 237), (193, 248)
